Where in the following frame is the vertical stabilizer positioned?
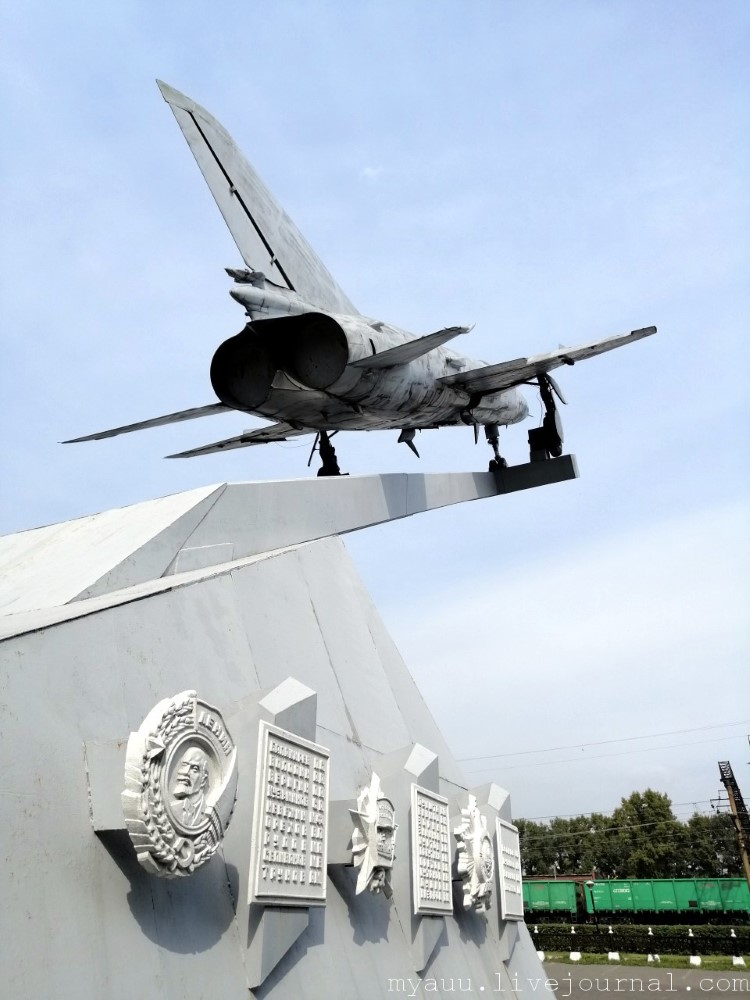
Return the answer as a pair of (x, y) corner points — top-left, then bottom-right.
(157, 81), (358, 316)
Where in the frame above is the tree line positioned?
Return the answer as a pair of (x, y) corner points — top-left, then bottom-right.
(516, 789), (743, 879)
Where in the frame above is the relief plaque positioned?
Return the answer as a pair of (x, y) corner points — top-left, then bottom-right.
(351, 772), (397, 897)
(496, 818), (524, 920)
(250, 721), (330, 906)
(410, 784), (453, 915)
(122, 690), (238, 878)
(454, 794), (495, 912)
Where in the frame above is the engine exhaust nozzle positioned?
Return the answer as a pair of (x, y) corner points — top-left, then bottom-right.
(210, 329), (275, 409)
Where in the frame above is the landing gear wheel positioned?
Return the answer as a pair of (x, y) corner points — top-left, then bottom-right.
(484, 424), (507, 471)
(528, 374), (565, 461)
(314, 431), (346, 477)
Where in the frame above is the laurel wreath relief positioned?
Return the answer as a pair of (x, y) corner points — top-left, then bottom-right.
(123, 690), (234, 878)
(140, 698), (197, 873)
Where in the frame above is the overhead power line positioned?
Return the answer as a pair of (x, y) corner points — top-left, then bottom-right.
(521, 818), (687, 841)
(521, 825), (724, 846)
(523, 800), (711, 820)
(456, 719), (750, 763)
(464, 734), (746, 774)
(520, 815), (734, 843)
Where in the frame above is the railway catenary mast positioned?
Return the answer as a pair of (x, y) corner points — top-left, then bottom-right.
(719, 760), (750, 891)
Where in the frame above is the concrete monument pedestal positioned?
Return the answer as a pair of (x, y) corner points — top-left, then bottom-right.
(0, 468), (573, 998)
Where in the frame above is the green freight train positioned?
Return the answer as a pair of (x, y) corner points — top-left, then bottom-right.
(523, 878), (750, 923)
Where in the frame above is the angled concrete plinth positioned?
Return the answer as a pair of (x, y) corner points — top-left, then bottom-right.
(0, 469), (565, 999)
(0, 459), (577, 621)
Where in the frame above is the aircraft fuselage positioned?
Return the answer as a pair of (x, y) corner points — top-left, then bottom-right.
(223, 280), (529, 434)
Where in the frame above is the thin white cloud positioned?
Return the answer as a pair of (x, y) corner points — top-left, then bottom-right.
(360, 165), (384, 182)
(383, 499), (750, 815)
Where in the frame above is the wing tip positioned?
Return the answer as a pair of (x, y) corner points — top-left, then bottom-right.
(61, 432), (105, 444)
(62, 404), (231, 445)
(165, 436), (292, 459)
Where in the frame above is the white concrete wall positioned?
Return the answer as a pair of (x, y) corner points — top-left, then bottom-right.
(0, 479), (556, 999)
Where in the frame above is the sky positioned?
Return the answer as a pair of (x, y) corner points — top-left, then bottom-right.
(2, 1), (748, 823)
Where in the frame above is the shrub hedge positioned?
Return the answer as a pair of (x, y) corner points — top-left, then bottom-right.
(526, 923), (750, 955)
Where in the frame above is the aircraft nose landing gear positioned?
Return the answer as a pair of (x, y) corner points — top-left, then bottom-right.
(485, 424), (507, 472)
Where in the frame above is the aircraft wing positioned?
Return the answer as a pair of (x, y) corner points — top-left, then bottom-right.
(437, 326), (656, 396)
(166, 421), (311, 459)
(157, 81), (358, 317)
(63, 403), (231, 442)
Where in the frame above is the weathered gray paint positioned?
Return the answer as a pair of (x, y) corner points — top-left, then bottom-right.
(0, 474), (553, 998)
(63, 84), (654, 463)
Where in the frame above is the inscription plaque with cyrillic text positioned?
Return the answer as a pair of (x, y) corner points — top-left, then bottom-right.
(410, 784), (453, 915)
(250, 722), (330, 906)
(496, 818), (523, 920)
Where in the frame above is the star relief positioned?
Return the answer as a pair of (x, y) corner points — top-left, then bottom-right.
(146, 734), (167, 759)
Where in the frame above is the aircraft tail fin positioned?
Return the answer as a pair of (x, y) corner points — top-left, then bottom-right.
(157, 81), (358, 317)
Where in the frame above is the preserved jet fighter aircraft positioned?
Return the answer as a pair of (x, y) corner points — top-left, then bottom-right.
(65, 81), (656, 475)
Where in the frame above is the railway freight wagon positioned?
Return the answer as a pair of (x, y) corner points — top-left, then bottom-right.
(524, 880), (579, 915)
(523, 878), (750, 923)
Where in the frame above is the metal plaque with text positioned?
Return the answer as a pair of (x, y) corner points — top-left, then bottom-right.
(410, 785), (453, 915)
(496, 818), (523, 920)
(250, 722), (330, 906)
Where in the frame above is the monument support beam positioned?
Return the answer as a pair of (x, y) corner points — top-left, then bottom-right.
(0, 460), (578, 621)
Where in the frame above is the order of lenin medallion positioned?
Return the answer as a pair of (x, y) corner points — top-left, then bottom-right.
(122, 690), (238, 877)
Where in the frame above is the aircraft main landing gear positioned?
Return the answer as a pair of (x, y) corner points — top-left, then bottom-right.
(528, 374), (564, 462)
(484, 424), (507, 472)
(308, 431), (347, 477)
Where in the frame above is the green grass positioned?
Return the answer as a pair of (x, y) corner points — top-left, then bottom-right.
(541, 952), (749, 971)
